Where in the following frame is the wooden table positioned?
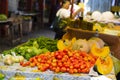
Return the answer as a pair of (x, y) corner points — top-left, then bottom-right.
(0, 20), (22, 45)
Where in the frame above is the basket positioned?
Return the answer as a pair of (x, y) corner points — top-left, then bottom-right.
(62, 28), (120, 60)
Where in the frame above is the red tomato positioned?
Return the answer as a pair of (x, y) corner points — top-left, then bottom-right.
(57, 62), (63, 67)
(68, 69), (74, 74)
(55, 67), (60, 73)
(60, 66), (67, 72)
(20, 61), (24, 66)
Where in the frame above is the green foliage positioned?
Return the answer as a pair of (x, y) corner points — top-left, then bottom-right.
(2, 36), (58, 60)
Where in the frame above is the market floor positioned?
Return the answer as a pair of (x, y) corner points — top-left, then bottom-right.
(0, 23), (56, 53)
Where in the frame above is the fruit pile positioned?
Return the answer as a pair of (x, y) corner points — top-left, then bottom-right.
(0, 14), (7, 21)
(20, 49), (97, 74)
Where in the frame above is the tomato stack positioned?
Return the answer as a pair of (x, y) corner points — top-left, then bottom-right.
(20, 49), (97, 74)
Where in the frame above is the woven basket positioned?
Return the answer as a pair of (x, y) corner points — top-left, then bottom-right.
(62, 28), (120, 60)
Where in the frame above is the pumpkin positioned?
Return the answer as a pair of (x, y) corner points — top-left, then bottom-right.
(72, 39), (90, 52)
(57, 37), (76, 50)
(57, 40), (67, 50)
(89, 37), (105, 48)
(95, 56), (113, 75)
(91, 44), (110, 58)
(88, 39), (100, 49)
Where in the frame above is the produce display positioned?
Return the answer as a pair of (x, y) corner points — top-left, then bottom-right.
(20, 49), (97, 74)
(2, 36), (58, 60)
(0, 10), (119, 79)
(0, 36), (118, 80)
(62, 11), (120, 36)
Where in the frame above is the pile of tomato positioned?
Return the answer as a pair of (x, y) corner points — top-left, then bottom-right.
(20, 49), (97, 74)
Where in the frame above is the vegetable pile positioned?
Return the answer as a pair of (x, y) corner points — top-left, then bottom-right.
(2, 37), (58, 60)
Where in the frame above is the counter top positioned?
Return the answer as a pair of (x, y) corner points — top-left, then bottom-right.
(0, 62), (116, 80)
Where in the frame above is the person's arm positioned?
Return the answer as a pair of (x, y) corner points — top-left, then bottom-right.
(72, 8), (84, 19)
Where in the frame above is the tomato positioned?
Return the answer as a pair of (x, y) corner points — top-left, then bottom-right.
(29, 58), (34, 62)
(78, 68), (81, 73)
(25, 61), (30, 65)
(66, 68), (70, 72)
(51, 62), (57, 67)
(73, 68), (78, 73)
(80, 64), (86, 69)
(61, 57), (67, 62)
(57, 55), (63, 59)
(69, 65), (74, 69)
(52, 59), (57, 63)
(74, 64), (80, 69)
(81, 68), (89, 73)
(68, 69), (74, 74)
(55, 67), (60, 73)
(20, 61), (24, 66)
(30, 63), (36, 67)
(60, 66), (67, 72)
(37, 58), (41, 62)
(57, 61), (63, 67)
(51, 66), (56, 71)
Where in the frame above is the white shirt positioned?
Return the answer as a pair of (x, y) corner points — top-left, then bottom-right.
(56, 8), (70, 18)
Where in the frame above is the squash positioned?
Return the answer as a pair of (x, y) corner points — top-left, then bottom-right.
(72, 39), (90, 52)
(88, 39), (100, 49)
(57, 40), (66, 50)
(95, 56), (113, 75)
(91, 44), (110, 58)
(57, 37), (76, 50)
(89, 37), (105, 48)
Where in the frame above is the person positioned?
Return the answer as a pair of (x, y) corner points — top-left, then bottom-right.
(54, 0), (84, 39)
(56, 0), (84, 19)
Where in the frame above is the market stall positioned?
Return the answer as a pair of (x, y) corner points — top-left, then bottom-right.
(0, 1), (120, 79)
(0, 35), (118, 80)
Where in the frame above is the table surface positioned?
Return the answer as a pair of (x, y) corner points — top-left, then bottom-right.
(0, 20), (12, 24)
(19, 11), (40, 16)
(0, 61), (117, 80)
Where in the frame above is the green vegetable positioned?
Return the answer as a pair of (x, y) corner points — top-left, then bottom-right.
(0, 14), (7, 21)
(0, 72), (5, 80)
(2, 36), (58, 60)
(33, 41), (39, 48)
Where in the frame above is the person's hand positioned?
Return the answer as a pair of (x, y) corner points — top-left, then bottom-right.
(72, 8), (84, 19)
(78, 8), (84, 12)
